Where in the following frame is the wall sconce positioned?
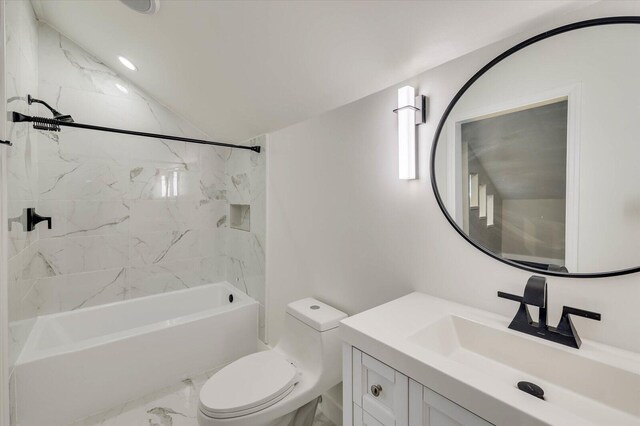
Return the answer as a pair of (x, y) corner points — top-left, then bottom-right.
(394, 86), (426, 180)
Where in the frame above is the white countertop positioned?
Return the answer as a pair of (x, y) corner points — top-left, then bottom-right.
(339, 292), (640, 426)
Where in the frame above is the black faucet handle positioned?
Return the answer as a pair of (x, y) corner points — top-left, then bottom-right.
(556, 306), (601, 337)
(497, 291), (523, 303)
(523, 275), (547, 308)
(560, 306), (601, 321)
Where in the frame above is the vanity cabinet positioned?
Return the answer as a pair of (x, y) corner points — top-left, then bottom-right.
(350, 347), (409, 426)
(344, 345), (493, 426)
(409, 380), (492, 426)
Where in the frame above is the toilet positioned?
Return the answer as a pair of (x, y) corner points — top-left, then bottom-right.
(198, 297), (348, 426)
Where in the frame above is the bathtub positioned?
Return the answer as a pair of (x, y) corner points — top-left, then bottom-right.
(14, 281), (258, 426)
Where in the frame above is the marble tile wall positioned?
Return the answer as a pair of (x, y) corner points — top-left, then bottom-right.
(13, 23), (231, 319)
(5, 0), (39, 381)
(226, 134), (267, 341)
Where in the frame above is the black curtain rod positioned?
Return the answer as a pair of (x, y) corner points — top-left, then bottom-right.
(10, 111), (261, 153)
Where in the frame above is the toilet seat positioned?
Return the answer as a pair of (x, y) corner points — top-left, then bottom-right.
(199, 351), (299, 419)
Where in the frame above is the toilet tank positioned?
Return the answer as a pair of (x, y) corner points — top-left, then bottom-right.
(275, 298), (347, 387)
(286, 298), (347, 332)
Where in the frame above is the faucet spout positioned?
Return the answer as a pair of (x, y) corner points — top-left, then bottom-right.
(523, 275), (547, 328)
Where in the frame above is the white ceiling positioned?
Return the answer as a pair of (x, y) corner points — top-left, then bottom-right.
(32, 0), (590, 142)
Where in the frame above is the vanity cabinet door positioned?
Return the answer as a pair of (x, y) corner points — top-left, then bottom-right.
(409, 380), (493, 426)
(352, 348), (409, 426)
(354, 404), (386, 426)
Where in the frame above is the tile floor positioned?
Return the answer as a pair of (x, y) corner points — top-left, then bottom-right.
(70, 369), (336, 426)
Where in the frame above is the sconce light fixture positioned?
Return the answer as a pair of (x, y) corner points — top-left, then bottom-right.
(394, 86), (426, 180)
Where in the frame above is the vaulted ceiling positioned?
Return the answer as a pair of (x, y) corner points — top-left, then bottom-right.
(32, 0), (590, 142)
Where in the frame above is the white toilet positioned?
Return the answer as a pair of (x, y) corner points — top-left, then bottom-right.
(198, 297), (348, 426)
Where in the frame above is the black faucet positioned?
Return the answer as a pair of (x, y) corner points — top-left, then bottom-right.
(498, 275), (601, 349)
(8, 208), (52, 232)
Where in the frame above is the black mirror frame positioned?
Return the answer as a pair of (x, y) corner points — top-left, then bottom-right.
(430, 16), (640, 278)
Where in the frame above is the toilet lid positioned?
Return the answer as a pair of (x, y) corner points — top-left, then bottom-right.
(199, 351), (298, 418)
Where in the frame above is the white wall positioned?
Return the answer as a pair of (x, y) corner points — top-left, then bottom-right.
(266, 1), (640, 355)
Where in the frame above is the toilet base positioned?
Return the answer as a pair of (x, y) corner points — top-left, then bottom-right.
(268, 411), (297, 426)
(198, 397), (320, 426)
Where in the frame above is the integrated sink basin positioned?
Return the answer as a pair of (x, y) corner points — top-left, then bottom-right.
(408, 315), (640, 424)
(340, 292), (640, 425)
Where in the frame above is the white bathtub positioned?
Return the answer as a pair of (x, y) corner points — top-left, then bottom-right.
(14, 281), (258, 426)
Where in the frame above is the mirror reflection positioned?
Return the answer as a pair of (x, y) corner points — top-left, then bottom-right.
(433, 23), (640, 274)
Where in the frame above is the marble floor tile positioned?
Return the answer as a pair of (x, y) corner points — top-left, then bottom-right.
(69, 370), (212, 426)
(72, 369), (337, 426)
(313, 411), (336, 426)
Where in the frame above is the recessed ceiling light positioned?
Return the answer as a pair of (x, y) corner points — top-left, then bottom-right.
(119, 0), (160, 15)
(115, 83), (129, 94)
(118, 56), (137, 71)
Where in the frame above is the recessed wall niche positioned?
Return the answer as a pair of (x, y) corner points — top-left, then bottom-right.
(230, 204), (251, 232)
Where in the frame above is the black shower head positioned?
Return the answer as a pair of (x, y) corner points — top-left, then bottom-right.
(27, 94), (74, 123)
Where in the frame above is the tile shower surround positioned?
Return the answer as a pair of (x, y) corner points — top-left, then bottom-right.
(7, 20), (266, 338)
(6, 0), (40, 380)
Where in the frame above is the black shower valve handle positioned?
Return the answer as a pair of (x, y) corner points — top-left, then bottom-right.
(30, 210), (52, 230)
(9, 208), (52, 232)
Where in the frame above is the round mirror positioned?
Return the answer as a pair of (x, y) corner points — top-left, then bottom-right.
(431, 17), (640, 277)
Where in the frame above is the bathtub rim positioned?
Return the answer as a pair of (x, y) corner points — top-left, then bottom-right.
(16, 281), (257, 365)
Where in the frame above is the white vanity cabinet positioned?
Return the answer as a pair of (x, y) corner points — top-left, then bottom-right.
(349, 346), (409, 426)
(344, 345), (493, 426)
(408, 380), (492, 426)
